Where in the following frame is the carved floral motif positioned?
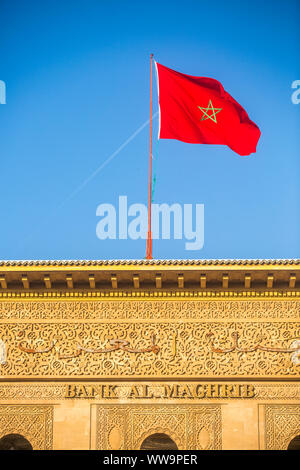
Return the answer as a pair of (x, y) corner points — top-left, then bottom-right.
(0, 299), (298, 378)
(0, 320), (299, 377)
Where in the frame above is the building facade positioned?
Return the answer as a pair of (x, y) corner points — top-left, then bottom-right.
(0, 259), (299, 450)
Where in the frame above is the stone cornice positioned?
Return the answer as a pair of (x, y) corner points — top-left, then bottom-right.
(0, 290), (299, 299)
(0, 258), (299, 268)
(0, 259), (299, 293)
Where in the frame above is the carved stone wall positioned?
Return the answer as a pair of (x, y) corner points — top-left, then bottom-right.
(96, 404), (222, 450)
(265, 405), (300, 450)
(0, 405), (53, 449)
(0, 299), (298, 378)
(0, 320), (298, 377)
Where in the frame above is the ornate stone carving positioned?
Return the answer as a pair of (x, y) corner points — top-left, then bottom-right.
(0, 384), (64, 400)
(0, 383), (299, 400)
(254, 384), (300, 400)
(0, 291), (299, 299)
(0, 298), (298, 378)
(96, 404), (222, 450)
(0, 405), (53, 449)
(0, 320), (299, 377)
(265, 405), (300, 450)
(0, 299), (299, 320)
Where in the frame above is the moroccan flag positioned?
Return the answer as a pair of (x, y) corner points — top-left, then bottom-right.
(156, 62), (261, 156)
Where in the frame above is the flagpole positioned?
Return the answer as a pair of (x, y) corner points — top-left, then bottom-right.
(146, 53), (153, 260)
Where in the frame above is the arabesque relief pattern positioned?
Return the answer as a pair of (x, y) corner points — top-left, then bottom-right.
(0, 320), (299, 377)
(265, 405), (300, 450)
(96, 404), (222, 450)
(0, 299), (298, 320)
(0, 405), (53, 450)
(0, 299), (299, 378)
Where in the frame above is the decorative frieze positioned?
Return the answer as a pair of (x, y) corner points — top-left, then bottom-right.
(0, 383), (299, 400)
(0, 299), (299, 320)
(0, 320), (299, 378)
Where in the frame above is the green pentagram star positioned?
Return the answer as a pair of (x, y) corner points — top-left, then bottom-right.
(198, 100), (222, 123)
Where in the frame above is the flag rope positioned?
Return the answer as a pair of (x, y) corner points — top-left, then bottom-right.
(146, 53), (154, 260)
(151, 139), (159, 202)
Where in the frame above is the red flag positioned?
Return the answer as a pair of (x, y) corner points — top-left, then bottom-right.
(156, 62), (261, 156)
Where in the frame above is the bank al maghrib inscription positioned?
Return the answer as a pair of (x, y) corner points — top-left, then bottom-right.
(66, 383), (256, 399)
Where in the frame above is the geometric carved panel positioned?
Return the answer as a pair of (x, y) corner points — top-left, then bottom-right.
(265, 405), (300, 450)
(96, 404), (222, 450)
(0, 405), (53, 450)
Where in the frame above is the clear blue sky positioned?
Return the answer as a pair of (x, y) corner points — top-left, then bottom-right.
(0, 0), (299, 260)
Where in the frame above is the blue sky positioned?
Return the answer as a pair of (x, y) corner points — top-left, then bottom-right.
(0, 0), (299, 260)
